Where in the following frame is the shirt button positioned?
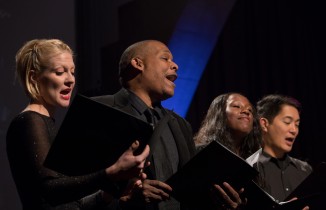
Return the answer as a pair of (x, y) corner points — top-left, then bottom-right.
(285, 187), (289, 191)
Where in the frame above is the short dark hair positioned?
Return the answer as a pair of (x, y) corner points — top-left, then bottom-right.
(257, 94), (302, 122)
(118, 40), (152, 86)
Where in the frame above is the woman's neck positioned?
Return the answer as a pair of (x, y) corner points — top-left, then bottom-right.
(230, 133), (246, 156)
(23, 101), (55, 117)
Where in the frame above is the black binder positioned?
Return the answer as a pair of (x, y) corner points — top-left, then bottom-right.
(245, 180), (319, 210)
(44, 94), (153, 176)
(165, 141), (258, 208)
(283, 162), (326, 209)
(245, 162), (326, 210)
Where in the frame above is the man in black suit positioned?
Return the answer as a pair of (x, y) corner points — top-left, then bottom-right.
(92, 40), (196, 210)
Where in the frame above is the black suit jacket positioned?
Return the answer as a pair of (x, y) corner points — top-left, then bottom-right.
(92, 89), (196, 210)
(92, 89), (196, 173)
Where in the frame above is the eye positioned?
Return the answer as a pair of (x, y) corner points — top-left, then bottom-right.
(55, 71), (64, 76)
(283, 120), (291, 125)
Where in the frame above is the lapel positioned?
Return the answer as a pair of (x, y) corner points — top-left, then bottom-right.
(113, 89), (195, 176)
(148, 110), (193, 167)
(167, 113), (194, 167)
(147, 113), (171, 158)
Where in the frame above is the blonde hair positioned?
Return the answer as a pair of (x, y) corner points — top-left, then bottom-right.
(15, 39), (73, 100)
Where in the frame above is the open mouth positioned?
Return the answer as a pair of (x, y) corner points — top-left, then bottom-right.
(166, 74), (177, 82)
(60, 89), (71, 95)
(285, 138), (294, 145)
(60, 89), (72, 100)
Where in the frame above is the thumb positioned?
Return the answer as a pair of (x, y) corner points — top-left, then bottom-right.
(130, 140), (140, 151)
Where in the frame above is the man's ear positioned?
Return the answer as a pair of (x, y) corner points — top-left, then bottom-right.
(260, 117), (269, 132)
(131, 57), (144, 70)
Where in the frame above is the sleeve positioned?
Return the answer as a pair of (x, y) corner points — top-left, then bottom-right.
(77, 190), (122, 210)
(8, 113), (110, 206)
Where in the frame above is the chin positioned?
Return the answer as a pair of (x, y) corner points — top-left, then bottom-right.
(58, 101), (71, 108)
(239, 127), (251, 136)
(283, 146), (292, 153)
(162, 91), (174, 100)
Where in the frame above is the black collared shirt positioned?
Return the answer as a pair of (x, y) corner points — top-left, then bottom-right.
(126, 90), (164, 126)
(253, 150), (312, 202)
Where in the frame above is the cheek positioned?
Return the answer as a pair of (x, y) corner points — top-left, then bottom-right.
(38, 78), (50, 92)
(269, 126), (284, 142)
(38, 77), (61, 94)
(154, 69), (165, 81)
(226, 110), (236, 121)
(226, 115), (237, 128)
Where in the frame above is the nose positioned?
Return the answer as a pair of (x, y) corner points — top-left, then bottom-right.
(241, 107), (251, 116)
(171, 61), (178, 71)
(65, 71), (75, 86)
(289, 123), (299, 136)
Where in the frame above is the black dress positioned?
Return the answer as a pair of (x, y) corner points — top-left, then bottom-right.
(6, 111), (109, 210)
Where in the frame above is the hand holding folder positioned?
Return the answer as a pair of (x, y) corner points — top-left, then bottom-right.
(44, 94), (153, 176)
(165, 141), (258, 208)
(283, 162), (326, 209)
(245, 162), (326, 210)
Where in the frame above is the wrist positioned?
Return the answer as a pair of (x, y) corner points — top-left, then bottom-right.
(105, 164), (119, 181)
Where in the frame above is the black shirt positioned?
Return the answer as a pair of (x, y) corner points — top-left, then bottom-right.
(251, 150), (312, 202)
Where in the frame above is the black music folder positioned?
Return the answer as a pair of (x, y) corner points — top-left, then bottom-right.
(165, 141), (258, 208)
(245, 162), (326, 210)
(245, 180), (319, 210)
(44, 94), (153, 176)
(283, 161), (326, 209)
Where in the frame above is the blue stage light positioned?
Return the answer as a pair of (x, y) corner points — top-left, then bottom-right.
(163, 0), (237, 117)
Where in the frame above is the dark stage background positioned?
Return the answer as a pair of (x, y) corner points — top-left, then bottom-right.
(1, 0), (325, 209)
(0, 1), (75, 209)
(76, 0), (326, 165)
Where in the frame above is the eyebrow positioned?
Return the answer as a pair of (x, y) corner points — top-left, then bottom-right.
(161, 51), (173, 60)
(161, 49), (172, 54)
(283, 116), (300, 121)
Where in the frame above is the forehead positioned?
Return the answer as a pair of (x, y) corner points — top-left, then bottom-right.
(277, 105), (299, 117)
(227, 94), (250, 104)
(48, 52), (73, 63)
(147, 41), (171, 55)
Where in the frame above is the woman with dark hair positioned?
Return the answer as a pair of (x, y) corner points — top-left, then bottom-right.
(193, 92), (261, 210)
(194, 92), (261, 159)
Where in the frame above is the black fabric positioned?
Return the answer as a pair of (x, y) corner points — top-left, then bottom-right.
(251, 150), (312, 202)
(6, 111), (111, 210)
(144, 109), (157, 129)
(92, 88), (197, 210)
(44, 94), (152, 178)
